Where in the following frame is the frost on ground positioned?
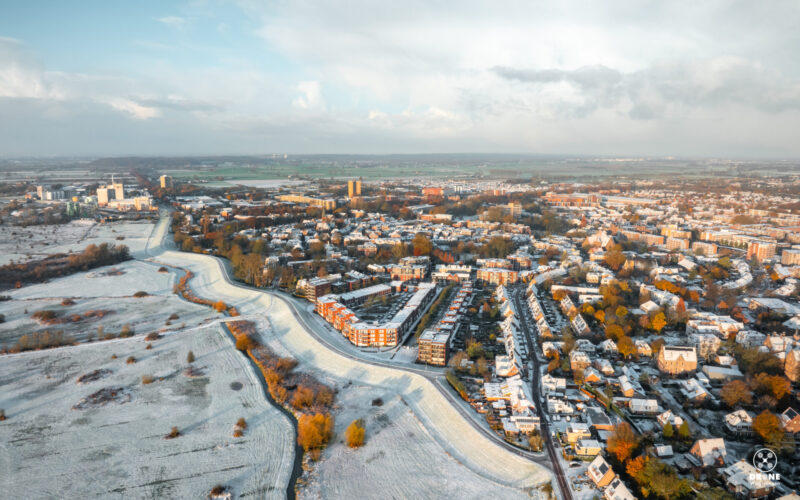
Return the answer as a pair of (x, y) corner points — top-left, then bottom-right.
(9, 260), (175, 299)
(0, 324), (295, 499)
(0, 219), (156, 266)
(301, 384), (532, 500)
(155, 249), (551, 496)
(0, 260), (215, 347)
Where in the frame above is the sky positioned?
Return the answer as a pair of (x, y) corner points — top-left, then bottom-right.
(1, 0), (800, 158)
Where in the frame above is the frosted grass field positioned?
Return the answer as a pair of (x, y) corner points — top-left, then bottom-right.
(0, 324), (295, 499)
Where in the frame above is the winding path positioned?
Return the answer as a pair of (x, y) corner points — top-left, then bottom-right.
(145, 210), (554, 494)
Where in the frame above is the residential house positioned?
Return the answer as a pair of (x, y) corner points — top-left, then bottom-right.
(583, 367), (603, 384)
(689, 438), (728, 467)
(586, 406), (614, 432)
(570, 350), (591, 372)
(599, 339), (618, 354)
(635, 339), (652, 356)
(587, 455), (616, 488)
(575, 439), (603, 457)
(657, 345), (698, 376)
(604, 477), (636, 500)
(628, 398), (659, 415)
(566, 423), (592, 444)
(656, 410), (684, 428)
(721, 460), (776, 499)
(780, 407), (800, 436)
(725, 410), (754, 437)
(679, 378), (710, 403)
(541, 374), (567, 395)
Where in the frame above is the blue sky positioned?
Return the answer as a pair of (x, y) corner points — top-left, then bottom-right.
(1, 1), (800, 157)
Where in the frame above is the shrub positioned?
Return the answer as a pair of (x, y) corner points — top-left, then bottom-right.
(345, 418), (366, 448)
(529, 434), (543, 451)
(61, 298), (76, 306)
(165, 426), (180, 439)
(213, 300), (227, 313)
(233, 429), (243, 438)
(236, 417), (247, 429)
(120, 324), (134, 338)
(12, 330), (76, 352)
(371, 398), (383, 407)
(126, 356), (136, 364)
(144, 332), (160, 341)
(210, 485), (225, 496)
(297, 413), (334, 458)
(187, 351), (195, 363)
(141, 374), (155, 384)
(445, 369), (468, 400)
(133, 291), (149, 298)
(315, 386), (335, 407)
(31, 310), (58, 322)
(291, 385), (315, 409)
(158, 267), (168, 273)
(111, 354), (117, 360)
(168, 313), (180, 321)
(0, 409), (6, 421)
(235, 335), (253, 351)
(145, 343), (153, 350)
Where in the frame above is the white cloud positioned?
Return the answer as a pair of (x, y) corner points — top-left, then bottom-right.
(0, 37), (63, 99)
(3, 2), (800, 156)
(292, 80), (325, 110)
(156, 16), (187, 30)
(106, 98), (161, 120)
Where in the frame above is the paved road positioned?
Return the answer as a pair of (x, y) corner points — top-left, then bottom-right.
(513, 287), (574, 500)
(149, 211), (555, 478)
(237, 273), (553, 466)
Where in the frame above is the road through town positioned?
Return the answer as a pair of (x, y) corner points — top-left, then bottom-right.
(513, 288), (574, 500)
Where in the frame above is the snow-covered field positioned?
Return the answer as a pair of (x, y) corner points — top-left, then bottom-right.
(0, 211), (551, 499)
(9, 260), (175, 299)
(0, 219), (156, 265)
(0, 324), (295, 499)
(0, 260), (215, 348)
(301, 384), (533, 499)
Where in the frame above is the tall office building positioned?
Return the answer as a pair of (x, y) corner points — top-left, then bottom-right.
(97, 187), (110, 206)
(348, 179), (362, 198)
(112, 182), (124, 200)
(160, 175), (172, 189)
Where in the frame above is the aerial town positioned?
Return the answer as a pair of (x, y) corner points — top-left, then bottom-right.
(2, 161), (800, 499)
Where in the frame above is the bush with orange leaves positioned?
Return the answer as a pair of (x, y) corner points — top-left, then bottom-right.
(297, 413), (334, 460)
(345, 418), (366, 448)
(291, 385), (315, 410)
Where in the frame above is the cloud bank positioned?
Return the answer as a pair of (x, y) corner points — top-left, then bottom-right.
(1, 1), (800, 157)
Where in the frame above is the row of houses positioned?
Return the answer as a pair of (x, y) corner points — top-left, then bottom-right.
(487, 287), (540, 436)
(315, 282), (437, 347)
(417, 282), (474, 366)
